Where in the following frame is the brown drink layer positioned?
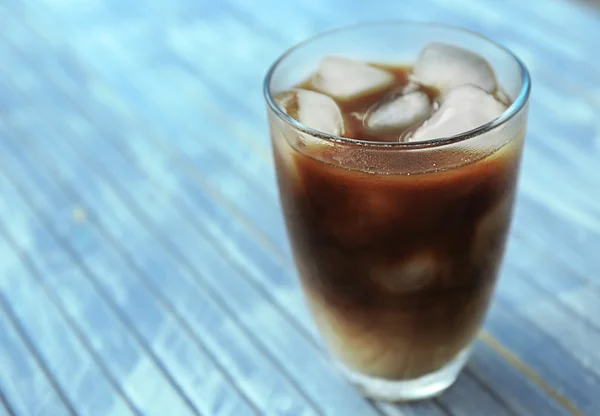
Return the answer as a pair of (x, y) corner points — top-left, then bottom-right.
(271, 65), (523, 380)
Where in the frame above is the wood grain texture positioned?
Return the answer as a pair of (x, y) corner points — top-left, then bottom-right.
(0, 0), (598, 415)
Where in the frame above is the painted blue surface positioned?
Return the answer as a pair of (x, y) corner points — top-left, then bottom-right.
(0, 0), (598, 415)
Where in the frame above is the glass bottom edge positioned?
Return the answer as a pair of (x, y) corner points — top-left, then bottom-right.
(335, 348), (471, 402)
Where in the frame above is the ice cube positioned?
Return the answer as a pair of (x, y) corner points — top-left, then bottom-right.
(374, 253), (439, 293)
(412, 43), (497, 93)
(409, 85), (507, 142)
(276, 88), (344, 136)
(471, 196), (513, 267)
(310, 57), (395, 102)
(364, 90), (432, 133)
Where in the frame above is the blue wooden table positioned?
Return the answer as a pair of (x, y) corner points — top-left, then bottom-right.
(0, 0), (598, 415)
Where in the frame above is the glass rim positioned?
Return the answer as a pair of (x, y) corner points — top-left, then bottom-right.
(263, 21), (531, 149)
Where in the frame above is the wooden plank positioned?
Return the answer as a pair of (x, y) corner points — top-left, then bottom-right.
(0, 158), (208, 416)
(437, 371), (513, 416)
(0, 125), (280, 416)
(486, 300), (600, 414)
(496, 263), (600, 376)
(505, 234), (585, 295)
(504, 0), (600, 61)
(0, 402), (12, 416)
(514, 186), (600, 285)
(0, 287), (74, 416)
(0, 227), (139, 416)
(560, 285), (600, 327)
(376, 401), (449, 416)
(502, 235), (600, 331)
(87, 63), (288, 251)
(429, 0), (598, 76)
(520, 299), (600, 373)
(521, 119), (600, 232)
(466, 342), (572, 416)
(0, 389), (14, 416)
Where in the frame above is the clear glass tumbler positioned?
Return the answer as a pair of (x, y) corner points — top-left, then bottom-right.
(264, 22), (530, 401)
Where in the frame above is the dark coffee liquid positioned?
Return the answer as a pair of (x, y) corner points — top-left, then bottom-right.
(271, 64), (522, 379)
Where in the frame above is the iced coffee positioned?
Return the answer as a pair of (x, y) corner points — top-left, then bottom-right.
(265, 24), (530, 401)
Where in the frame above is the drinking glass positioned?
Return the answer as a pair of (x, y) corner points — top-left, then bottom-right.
(264, 22), (530, 401)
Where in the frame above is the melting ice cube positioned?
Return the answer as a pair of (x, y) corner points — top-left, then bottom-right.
(364, 89), (432, 134)
(277, 88), (344, 136)
(310, 57), (395, 102)
(412, 42), (497, 93)
(409, 84), (507, 142)
(374, 253), (439, 293)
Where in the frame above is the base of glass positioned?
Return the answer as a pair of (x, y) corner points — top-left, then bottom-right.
(336, 349), (470, 402)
